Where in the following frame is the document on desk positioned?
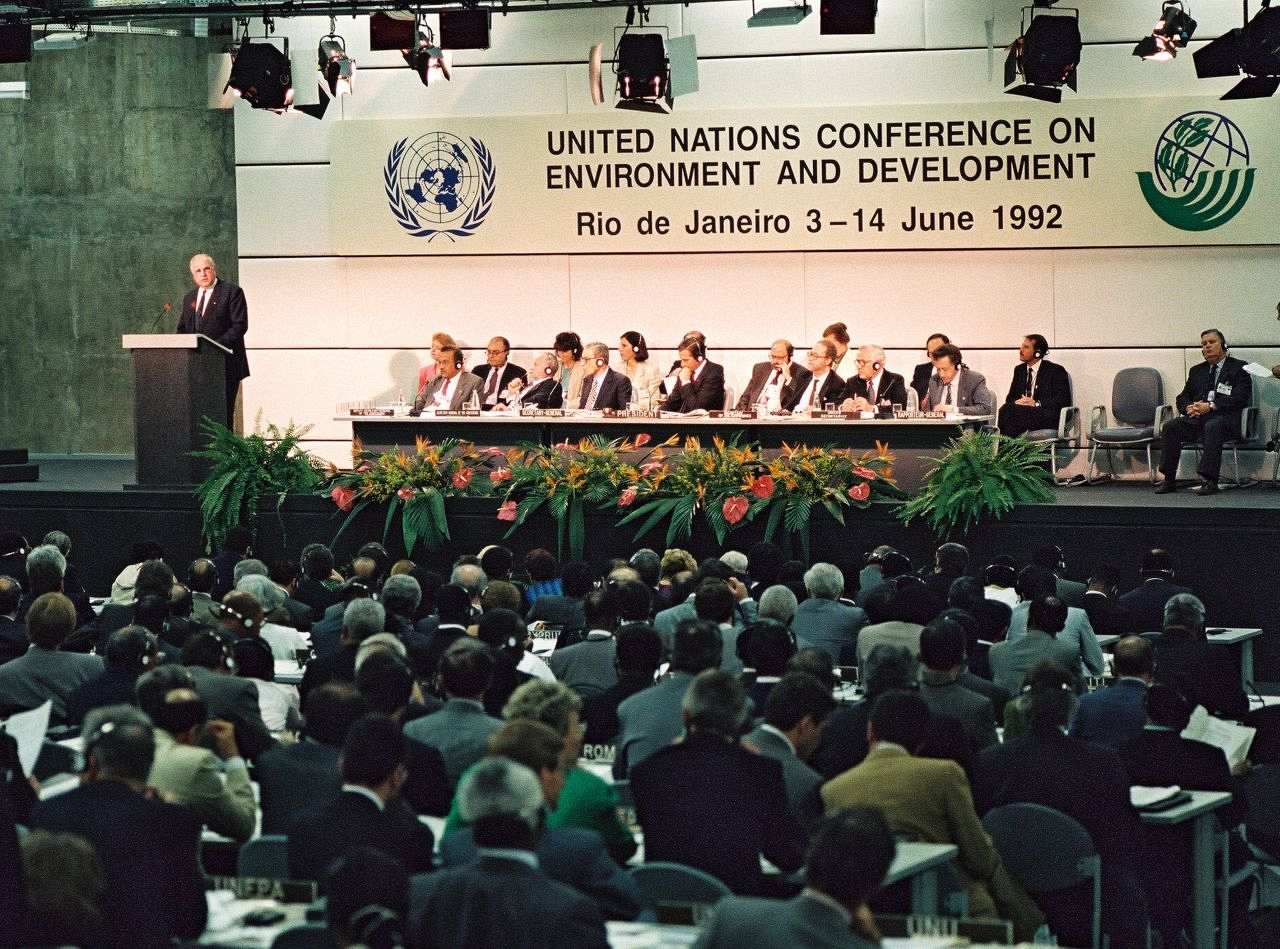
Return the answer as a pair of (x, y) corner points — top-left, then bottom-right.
(3, 700), (51, 774)
(1182, 705), (1256, 772)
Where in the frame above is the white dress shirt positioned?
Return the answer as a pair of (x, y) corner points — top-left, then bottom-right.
(797, 372), (831, 409)
(433, 375), (455, 408)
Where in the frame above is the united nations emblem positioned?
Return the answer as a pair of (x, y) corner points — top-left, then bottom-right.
(384, 132), (496, 240)
(1136, 111), (1255, 232)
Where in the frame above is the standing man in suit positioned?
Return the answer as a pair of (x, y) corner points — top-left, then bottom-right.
(1157, 328), (1252, 495)
(576, 342), (632, 411)
(784, 341), (844, 413)
(661, 337), (726, 413)
(411, 344), (483, 414)
(736, 339), (809, 413)
(1117, 548), (1191, 634)
(177, 254), (249, 424)
(693, 808), (896, 949)
(840, 344), (909, 412)
(506, 351), (564, 409)
(473, 336), (526, 411)
(997, 334), (1071, 437)
(910, 332), (951, 404)
(924, 344), (996, 416)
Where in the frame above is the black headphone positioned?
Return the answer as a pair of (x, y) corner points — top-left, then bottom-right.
(218, 602), (257, 630)
(682, 340), (705, 361)
(1028, 335), (1049, 359)
(595, 357), (607, 368)
(455, 355), (464, 369)
(872, 360), (882, 371)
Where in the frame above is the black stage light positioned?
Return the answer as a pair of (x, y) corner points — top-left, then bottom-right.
(820, 0), (878, 35)
(616, 32), (670, 113)
(225, 39), (293, 111)
(403, 27), (451, 87)
(318, 33), (355, 97)
(1134, 1), (1197, 61)
(440, 10), (491, 50)
(0, 23), (32, 64)
(1005, 6), (1081, 103)
(370, 12), (416, 51)
(1195, 2), (1280, 99)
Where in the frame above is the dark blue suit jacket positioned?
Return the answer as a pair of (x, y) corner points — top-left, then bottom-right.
(177, 279), (250, 384)
(1116, 578), (1191, 634)
(578, 368), (632, 411)
(440, 826), (640, 920)
(1070, 678), (1149, 750)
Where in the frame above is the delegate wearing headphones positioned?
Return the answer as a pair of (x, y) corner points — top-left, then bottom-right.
(1156, 327), (1252, 497)
(660, 334), (727, 413)
(996, 333), (1072, 438)
(840, 343), (909, 413)
(411, 343), (485, 415)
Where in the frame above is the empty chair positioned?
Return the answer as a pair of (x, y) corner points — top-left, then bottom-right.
(630, 861), (732, 924)
(1020, 374), (1080, 485)
(237, 834), (290, 879)
(1086, 367), (1169, 484)
(270, 924), (336, 949)
(983, 803), (1102, 949)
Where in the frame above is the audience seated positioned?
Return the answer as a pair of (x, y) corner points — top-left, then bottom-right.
(737, 619), (797, 709)
(300, 597), (385, 702)
(405, 637), (504, 787)
(989, 596), (1080, 696)
(257, 682), (367, 834)
(30, 705), (207, 948)
(211, 526), (253, 601)
(295, 543), (340, 620)
(1005, 565), (1105, 679)
(1081, 562), (1135, 637)
(918, 614), (998, 753)
(810, 643), (915, 781)
(408, 757), (609, 949)
(527, 559), (593, 635)
(693, 577), (750, 673)
(0, 592), (103, 722)
(0, 574), (25, 665)
(655, 558), (756, 641)
(1071, 635), (1153, 749)
(746, 672), (834, 829)
(476, 608), (538, 716)
(922, 543), (969, 613)
(983, 556), (1020, 609)
(180, 629), (275, 760)
(581, 622), (662, 746)
(693, 807), (896, 949)
(66, 624), (154, 725)
(822, 691), (1044, 940)
(232, 635), (302, 734)
(792, 563), (866, 664)
(614, 618), (722, 779)
(266, 559), (314, 630)
(632, 670), (805, 895)
(855, 578), (933, 666)
(934, 606), (1012, 721)
(232, 577), (309, 659)
(1154, 593), (1248, 720)
(548, 586), (621, 697)
(325, 846), (409, 949)
(19, 829), (107, 948)
(288, 714), (435, 881)
(1118, 548), (1192, 634)
(135, 666), (257, 842)
(439, 719), (641, 919)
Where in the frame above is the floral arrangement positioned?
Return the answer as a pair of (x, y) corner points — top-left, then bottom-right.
(325, 435), (507, 556)
(497, 433), (671, 560)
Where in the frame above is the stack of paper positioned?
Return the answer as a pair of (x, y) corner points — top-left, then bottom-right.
(1182, 705), (1256, 772)
(1131, 785), (1182, 809)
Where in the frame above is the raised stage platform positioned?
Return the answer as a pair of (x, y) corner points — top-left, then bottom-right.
(3, 454), (1277, 678)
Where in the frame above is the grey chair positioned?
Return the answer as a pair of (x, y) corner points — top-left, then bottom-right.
(1086, 368), (1171, 484)
(983, 803), (1103, 949)
(1024, 404), (1082, 486)
(270, 924), (336, 948)
(1188, 404), (1260, 488)
(630, 861), (732, 925)
(237, 834), (290, 879)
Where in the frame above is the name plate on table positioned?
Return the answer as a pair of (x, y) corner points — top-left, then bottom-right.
(436, 409), (481, 418)
(709, 411), (759, 419)
(580, 743), (617, 763)
(520, 408), (565, 417)
(893, 409), (946, 420)
(811, 410), (854, 420)
(207, 877), (318, 903)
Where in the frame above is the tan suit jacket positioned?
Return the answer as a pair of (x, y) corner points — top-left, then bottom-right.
(149, 729), (257, 842)
(820, 744), (1042, 940)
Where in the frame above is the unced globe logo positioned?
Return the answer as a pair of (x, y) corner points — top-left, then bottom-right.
(384, 132), (496, 240)
(1136, 111), (1255, 232)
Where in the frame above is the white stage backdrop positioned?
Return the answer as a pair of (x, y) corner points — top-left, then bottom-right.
(331, 98), (1276, 254)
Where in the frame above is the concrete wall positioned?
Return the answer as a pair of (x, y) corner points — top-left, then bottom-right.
(233, 3), (1280, 478)
(0, 35), (236, 453)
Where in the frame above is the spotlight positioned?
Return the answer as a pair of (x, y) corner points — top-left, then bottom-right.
(1194, 2), (1280, 99)
(225, 38), (293, 112)
(616, 32), (670, 113)
(820, 0), (877, 35)
(1004, 5), (1082, 103)
(1135, 1), (1197, 61)
(318, 33), (355, 97)
(403, 25), (452, 87)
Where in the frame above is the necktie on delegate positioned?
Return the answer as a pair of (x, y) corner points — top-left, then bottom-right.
(197, 289), (207, 320)
(485, 368), (499, 398)
(582, 376), (600, 410)
(809, 380), (819, 407)
(1208, 364), (1219, 398)
(867, 380), (876, 405)
(944, 382), (952, 404)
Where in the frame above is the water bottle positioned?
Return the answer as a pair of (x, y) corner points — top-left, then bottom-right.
(467, 389), (480, 411)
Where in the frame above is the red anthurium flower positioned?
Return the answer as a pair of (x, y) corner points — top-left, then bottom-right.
(396, 486), (415, 502)
(452, 467), (474, 490)
(496, 500), (519, 522)
(751, 475), (775, 500)
(847, 482), (871, 502)
(330, 486), (356, 511)
(618, 487), (638, 508)
(722, 495), (749, 525)
(489, 468), (512, 484)
(633, 433), (651, 448)
(852, 466), (878, 480)
(640, 461), (663, 476)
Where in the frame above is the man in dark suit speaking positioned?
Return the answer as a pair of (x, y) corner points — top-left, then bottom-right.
(1156, 328), (1251, 496)
(176, 253), (249, 423)
(997, 334), (1071, 437)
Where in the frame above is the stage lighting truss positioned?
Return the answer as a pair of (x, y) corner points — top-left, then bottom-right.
(225, 21), (294, 112)
(1004, 4), (1082, 104)
(1134, 1), (1197, 61)
(318, 20), (355, 97)
(1194, 0), (1280, 99)
(403, 19), (452, 87)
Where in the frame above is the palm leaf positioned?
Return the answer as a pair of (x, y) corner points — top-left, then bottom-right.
(666, 494), (698, 547)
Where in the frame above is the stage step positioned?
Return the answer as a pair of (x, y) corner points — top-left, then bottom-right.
(0, 448), (28, 465)
(0, 463), (39, 483)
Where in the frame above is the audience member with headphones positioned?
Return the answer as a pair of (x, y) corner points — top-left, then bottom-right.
(410, 344), (483, 415)
(997, 333), (1072, 438)
(1156, 327), (1252, 496)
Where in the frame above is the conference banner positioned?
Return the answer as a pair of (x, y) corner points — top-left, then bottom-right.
(329, 96), (1278, 254)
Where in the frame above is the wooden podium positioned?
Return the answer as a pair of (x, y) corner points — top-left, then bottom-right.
(122, 334), (231, 488)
